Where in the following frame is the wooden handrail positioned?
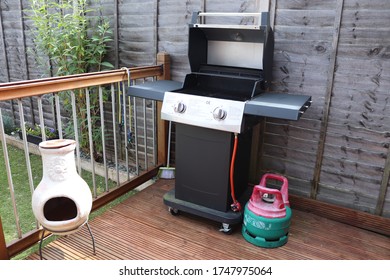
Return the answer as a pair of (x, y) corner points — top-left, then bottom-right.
(0, 65), (163, 101)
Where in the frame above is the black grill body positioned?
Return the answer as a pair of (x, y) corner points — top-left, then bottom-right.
(128, 11), (312, 231)
(175, 124), (252, 212)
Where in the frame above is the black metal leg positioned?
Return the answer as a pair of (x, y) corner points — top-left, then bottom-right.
(39, 229), (45, 260)
(39, 224), (95, 259)
(86, 222), (96, 255)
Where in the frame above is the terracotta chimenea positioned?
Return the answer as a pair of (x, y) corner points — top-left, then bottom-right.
(32, 139), (95, 258)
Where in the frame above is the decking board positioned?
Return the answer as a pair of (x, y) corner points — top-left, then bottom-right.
(26, 179), (390, 260)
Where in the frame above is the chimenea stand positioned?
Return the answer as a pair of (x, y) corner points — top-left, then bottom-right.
(38, 223), (95, 260)
(32, 139), (95, 259)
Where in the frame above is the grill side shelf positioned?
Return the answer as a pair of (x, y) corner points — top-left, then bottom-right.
(245, 93), (312, 121)
(128, 81), (312, 121)
(128, 80), (182, 101)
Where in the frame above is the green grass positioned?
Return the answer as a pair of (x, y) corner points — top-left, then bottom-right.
(0, 144), (42, 243)
(0, 143), (137, 259)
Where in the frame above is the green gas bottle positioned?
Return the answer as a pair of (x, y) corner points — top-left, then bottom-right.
(242, 174), (292, 248)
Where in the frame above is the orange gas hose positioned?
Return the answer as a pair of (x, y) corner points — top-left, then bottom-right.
(230, 133), (241, 212)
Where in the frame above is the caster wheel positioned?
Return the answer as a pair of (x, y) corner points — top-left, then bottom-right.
(168, 207), (180, 216)
(219, 223), (233, 235)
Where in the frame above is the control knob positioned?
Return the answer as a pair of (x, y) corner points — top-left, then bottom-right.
(213, 107), (227, 120)
(174, 102), (186, 113)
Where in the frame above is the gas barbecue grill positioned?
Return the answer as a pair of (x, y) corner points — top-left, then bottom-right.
(129, 12), (311, 233)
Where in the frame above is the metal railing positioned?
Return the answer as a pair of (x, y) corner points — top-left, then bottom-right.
(0, 53), (170, 259)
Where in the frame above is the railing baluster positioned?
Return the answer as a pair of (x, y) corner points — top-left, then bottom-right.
(37, 97), (46, 142)
(71, 90), (82, 175)
(111, 83), (120, 186)
(143, 98), (148, 170)
(133, 96), (139, 176)
(99, 86), (109, 192)
(35, 97), (46, 230)
(122, 82), (130, 180)
(55, 94), (63, 139)
(151, 76), (157, 166)
(128, 94), (132, 159)
(142, 78), (148, 170)
(86, 88), (97, 198)
(151, 100), (157, 166)
(0, 110), (22, 238)
(18, 99), (40, 229)
(17, 100), (35, 197)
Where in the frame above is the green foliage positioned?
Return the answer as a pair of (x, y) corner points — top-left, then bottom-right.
(2, 114), (16, 135)
(23, 124), (57, 138)
(27, 0), (114, 160)
(28, 0), (113, 75)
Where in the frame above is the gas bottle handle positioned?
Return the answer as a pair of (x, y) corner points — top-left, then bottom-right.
(259, 173), (288, 198)
(251, 185), (285, 209)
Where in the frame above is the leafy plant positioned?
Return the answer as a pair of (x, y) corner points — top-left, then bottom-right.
(2, 114), (16, 135)
(27, 0), (113, 160)
(28, 0), (113, 75)
(23, 124), (57, 138)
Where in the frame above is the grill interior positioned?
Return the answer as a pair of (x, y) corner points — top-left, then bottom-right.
(176, 72), (264, 101)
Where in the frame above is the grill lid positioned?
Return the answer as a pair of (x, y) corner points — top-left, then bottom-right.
(128, 12), (311, 127)
(188, 12), (274, 88)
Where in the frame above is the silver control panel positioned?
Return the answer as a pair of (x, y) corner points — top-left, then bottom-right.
(161, 91), (246, 133)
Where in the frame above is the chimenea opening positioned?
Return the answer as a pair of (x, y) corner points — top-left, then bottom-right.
(43, 197), (78, 222)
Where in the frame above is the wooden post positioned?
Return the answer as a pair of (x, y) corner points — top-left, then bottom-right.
(311, 0), (344, 199)
(156, 52), (171, 166)
(0, 11), (10, 82)
(249, 119), (266, 184)
(113, 0), (119, 69)
(0, 216), (10, 260)
(157, 52), (171, 81)
(376, 148), (390, 215)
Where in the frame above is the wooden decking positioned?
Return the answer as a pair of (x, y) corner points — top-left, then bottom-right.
(26, 179), (390, 260)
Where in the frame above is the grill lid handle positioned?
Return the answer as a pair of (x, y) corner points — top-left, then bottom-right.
(191, 11), (268, 27)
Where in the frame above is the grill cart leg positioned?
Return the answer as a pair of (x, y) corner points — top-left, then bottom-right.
(168, 207), (180, 216)
(219, 223), (233, 235)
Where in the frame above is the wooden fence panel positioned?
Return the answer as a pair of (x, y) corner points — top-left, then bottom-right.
(258, 0), (337, 198)
(0, 0), (389, 217)
(318, 0), (390, 215)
